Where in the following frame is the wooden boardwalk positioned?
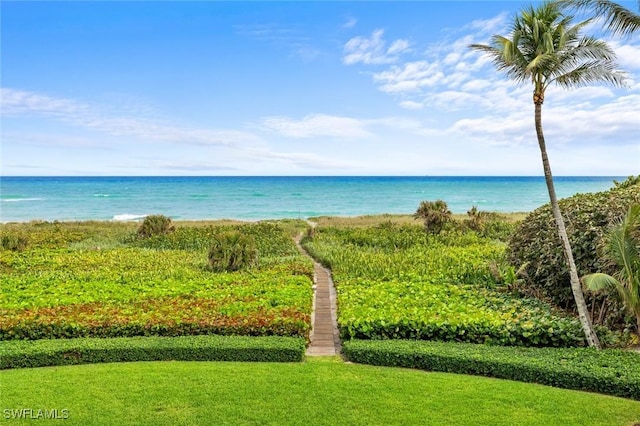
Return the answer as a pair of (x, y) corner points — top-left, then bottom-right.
(295, 229), (341, 356)
(306, 262), (341, 356)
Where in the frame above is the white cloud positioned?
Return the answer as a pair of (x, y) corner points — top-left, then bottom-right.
(450, 34), (476, 53)
(235, 23), (301, 42)
(1, 88), (369, 174)
(544, 94), (640, 145)
(373, 61), (444, 93)
(465, 12), (509, 35)
(399, 100), (424, 110)
(133, 160), (239, 172)
(1, 88), (86, 117)
(387, 39), (411, 55)
(343, 29), (410, 65)
(460, 79), (491, 92)
(1, 88), (262, 147)
(253, 149), (355, 170)
(262, 113), (372, 139)
(1, 132), (111, 149)
(546, 85), (615, 104)
(293, 45), (322, 62)
(450, 114), (531, 146)
(432, 91), (486, 111)
(443, 52), (461, 65)
(260, 113), (443, 141)
(342, 17), (357, 29)
(610, 41), (640, 70)
(234, 23), (319, 62)
(337, 5), (640, 158)
(370, 116), (425, 131)
(345, 8), (638, 124)
(448, 94), (640, 149)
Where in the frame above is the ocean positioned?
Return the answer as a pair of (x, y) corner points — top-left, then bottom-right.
(0, 176), (624, 223)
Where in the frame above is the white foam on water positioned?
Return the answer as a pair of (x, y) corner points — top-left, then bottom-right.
(93, 194), (110, 197)
(112, 214), (148, 221)
(1, 198), (44, 203)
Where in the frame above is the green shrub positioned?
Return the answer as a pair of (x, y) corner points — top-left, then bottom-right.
(137, 214), (175, 239)
(464, 207), (516, 241)
(614, 175), (640, 189)
(465, 206), (494, 231)
(131, 222), (299, 259)
(508, 177), (640, 327)
(1, 233), (28, 252)
(208, 231), (258, 272)
(0, 335), (306, 369)
(342, 339), (640, 400)
(414, 200), (452, 234)
(244, 222), (302, 256)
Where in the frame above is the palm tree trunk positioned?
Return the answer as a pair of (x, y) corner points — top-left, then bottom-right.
(534, 100), (601, 348)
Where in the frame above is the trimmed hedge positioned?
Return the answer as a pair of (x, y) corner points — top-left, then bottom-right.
(342, 339), (640, 400)
(0, 335), (306, 369)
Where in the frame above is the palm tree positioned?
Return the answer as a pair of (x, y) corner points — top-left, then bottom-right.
(470, 2), (627, 348)
(414, 199), (452, 234)
(583, 205), (640, 332)
(556, 0), (640, 36)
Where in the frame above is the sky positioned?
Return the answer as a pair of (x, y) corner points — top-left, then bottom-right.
(1, 1), (639, 176)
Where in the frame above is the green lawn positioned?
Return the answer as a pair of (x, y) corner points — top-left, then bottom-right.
(2, 357), (639, 425)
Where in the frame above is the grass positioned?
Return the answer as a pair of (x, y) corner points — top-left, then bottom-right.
(343, 339), (640, 400)
(308, 212), (528, 228)
(1, 357), (639, 425)
(308, 214), (417, 228)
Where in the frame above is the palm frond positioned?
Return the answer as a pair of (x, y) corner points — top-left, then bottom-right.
(553, 61), (627, 88)
(617, 205), (640, 284)
(593, 204), (640, 321)
(571, 36), (618, 61)
(582, 272), (621, 292)
(471, 1), (627, 93)
(555, 0), (640, 36)
(583, 272), (635, 314)
(525, 53), (560, 74)
(469, 38), (530, 83)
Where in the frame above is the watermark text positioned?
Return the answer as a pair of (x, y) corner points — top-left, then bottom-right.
(3, 408), (69, 420)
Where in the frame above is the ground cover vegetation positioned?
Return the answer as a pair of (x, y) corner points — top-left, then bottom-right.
(0, 220), (313, 341)
(301, 213), (613, 347)
(2, 357), (639, 425)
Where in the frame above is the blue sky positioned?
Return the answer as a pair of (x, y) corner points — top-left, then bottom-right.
(1, 1), (638, 176)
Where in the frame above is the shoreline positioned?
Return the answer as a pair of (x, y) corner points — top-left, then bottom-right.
(0, 211), (531, 227)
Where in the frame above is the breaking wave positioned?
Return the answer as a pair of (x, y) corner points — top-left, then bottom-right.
(112, 214), (148, 221)
(2, 197), (44, 203)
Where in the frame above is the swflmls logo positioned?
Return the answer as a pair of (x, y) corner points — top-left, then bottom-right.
(3, 408), (69, 420)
